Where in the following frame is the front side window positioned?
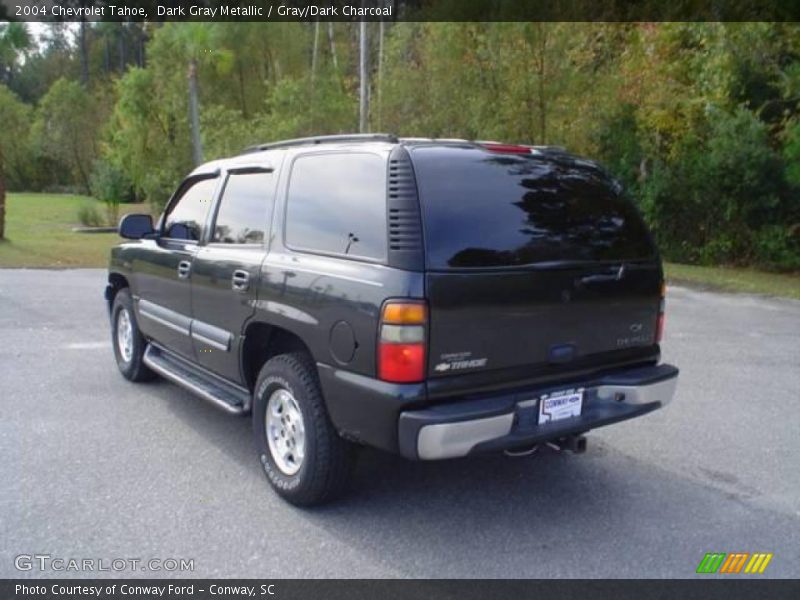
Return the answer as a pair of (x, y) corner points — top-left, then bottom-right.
(163, 177), (218, 241)
(285, 153), (386, 260)
(212, 172), (273, 244)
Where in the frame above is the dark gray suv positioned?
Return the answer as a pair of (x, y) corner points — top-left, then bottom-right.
(107, 134), (679, 505)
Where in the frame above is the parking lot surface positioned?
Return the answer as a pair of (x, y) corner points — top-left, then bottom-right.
(1, 269), (798, 578)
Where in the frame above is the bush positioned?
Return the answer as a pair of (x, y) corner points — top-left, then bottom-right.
(76, 203), (104, 227)
(752, 225), (800, 272)
(141, 170), (178, 215)
(783, 119), (800, 188)
(89, 160), (135, 204)
(89, 160), (136, 226)
(634, 106), (792, 268)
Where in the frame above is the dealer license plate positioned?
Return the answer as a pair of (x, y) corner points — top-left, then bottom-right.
(538, 389), (583, 425)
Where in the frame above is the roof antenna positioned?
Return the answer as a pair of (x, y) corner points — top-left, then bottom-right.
(345, 233), (359, 254)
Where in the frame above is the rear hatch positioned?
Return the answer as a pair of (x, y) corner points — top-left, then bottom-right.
(410, 145), (662, 388)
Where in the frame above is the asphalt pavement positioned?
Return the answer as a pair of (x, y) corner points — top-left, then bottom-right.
(1, 269), (798, 578)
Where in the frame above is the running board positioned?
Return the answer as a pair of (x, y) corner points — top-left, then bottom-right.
(143, 344), (249, 415)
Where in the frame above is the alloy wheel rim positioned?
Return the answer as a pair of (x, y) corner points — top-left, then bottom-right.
(116, 308), (134, 363)
(265, 388), (306, 476)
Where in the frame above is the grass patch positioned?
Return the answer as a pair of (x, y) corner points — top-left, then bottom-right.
(0, 193), (150, 268)
(666, 262), (800, 300)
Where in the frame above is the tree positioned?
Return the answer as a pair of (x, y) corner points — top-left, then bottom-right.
(359, 21), (369, 133)
(157, 24), (233, 166)
(33, 78), (100, 194)
(328, 22), (339, 74)
(0, 23), (30, 240)
(376, 17), (385, 130)
(0, 22), (30, 84)
(78, 20), (89, 85)
(105, 66), (191, 210)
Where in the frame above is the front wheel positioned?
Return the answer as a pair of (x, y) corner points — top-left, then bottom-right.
(111, 288), (155, 382)
(253, 352), (355, 506)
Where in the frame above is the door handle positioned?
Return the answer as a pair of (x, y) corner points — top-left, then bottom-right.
(577, 264), (625, 287)
(232, 269), (250, 292)
(177, 260), (192, 279)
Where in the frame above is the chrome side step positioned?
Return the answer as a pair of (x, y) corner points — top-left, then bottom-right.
(143, 344), (249, 415)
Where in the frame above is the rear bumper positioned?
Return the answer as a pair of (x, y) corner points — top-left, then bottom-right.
(397, 363), (678, 460)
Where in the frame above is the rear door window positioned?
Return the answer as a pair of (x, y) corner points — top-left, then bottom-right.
(285, 153), (386, 261)
(212, 172), (273, 244)
(411, 147), (656, 269)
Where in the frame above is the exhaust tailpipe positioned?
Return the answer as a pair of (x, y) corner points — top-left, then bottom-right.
(504, 444), (539, 457)
(546, 435), (587, 454)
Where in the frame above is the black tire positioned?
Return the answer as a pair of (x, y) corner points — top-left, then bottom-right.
(253, 352), (355, 506)
(111, 288), (156, 382)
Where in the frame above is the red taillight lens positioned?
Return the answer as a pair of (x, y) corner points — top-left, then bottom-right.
(480, 143), (532, 154)
(378, 301), (426, 383)
(378, 343), (425, 383)
(655, 282), (666, 343)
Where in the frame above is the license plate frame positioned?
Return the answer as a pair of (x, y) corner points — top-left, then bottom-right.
(538, 389), (584, 425)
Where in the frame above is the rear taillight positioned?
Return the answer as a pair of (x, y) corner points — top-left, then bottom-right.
(655, 282), (666, 343)
(378, 300), (427, 383)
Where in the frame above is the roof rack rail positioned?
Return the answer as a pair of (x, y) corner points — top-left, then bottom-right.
(242, 133), (399, 154)
(531, 145), (568, 152)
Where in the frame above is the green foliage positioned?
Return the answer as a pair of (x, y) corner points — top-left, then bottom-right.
(751, 225), (800, 271)
(0, 22), (31, 84)
(594, 104), (644, 195)
(783, 119), (800, 187)
(0, 84), (33, 190)
(89, 160), (134, 204)
(639, 107), (787, 265)
(4, 22), (800, 271)
(76, 202), (104, 227)
(89, 159), (135, 226)
(32, 78), (102, 194)
(104, 66), (192, 212)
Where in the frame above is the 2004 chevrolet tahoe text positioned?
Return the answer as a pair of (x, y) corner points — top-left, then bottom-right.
(106, 134), (679, 506)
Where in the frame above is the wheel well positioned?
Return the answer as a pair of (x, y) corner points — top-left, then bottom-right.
(241, 323), (314, 391)
(107, 273), (129, 311)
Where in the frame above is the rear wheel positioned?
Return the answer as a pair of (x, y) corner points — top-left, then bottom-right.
(111, 288), (155, 382)
(253, 352), (355, 506)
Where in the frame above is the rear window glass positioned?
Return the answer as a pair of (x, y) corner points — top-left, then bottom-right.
(412, 147), (656, 269)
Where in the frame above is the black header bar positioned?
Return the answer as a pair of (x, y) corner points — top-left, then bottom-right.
(2, 579), (800, 600)
(3, 0), (800, 22)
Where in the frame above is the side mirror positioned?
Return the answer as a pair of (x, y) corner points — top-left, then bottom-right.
(118, 214), (155, 240)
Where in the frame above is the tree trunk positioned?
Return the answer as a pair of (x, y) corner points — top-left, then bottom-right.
(0, 143), (5, 240)
(188, 59), (204, 165)
(238, 60), (248, 117)
(79, 20), (89, 86)
(137, 24), (146, 68)
(327, 18), (338, 73)
(310, 21), (320, 131)
(104, 36), (110, 74)
(73, 150), (91, 195)
(359, 20), (369, 133)
(118, 24), (126, 72)
(311, 21), (320, 83)
(377, 16), (384, 131)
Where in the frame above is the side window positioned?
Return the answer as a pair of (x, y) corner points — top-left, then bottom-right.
(212, 172), (273, 244)
(286, 153), (386, 260)
(163, 177), (218, 241)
